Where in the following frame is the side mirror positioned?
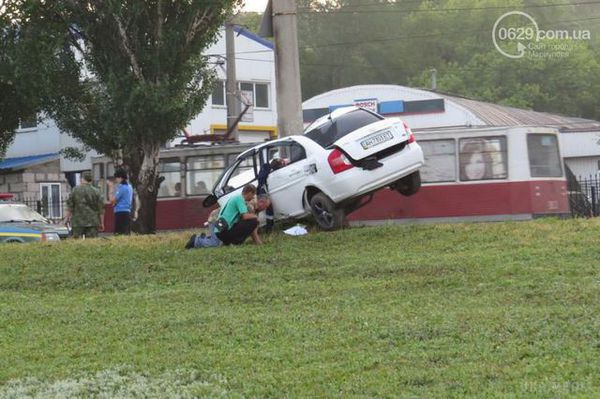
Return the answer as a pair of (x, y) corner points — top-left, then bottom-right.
(202, 194), (218, 208)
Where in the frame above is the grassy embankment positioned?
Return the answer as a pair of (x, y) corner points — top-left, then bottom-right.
(0, 219), (598, 397)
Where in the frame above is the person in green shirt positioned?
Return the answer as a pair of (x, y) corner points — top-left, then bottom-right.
(216, 184), (263, 246)
(185, 184), (262, 248)
(64, 172), (105, 238)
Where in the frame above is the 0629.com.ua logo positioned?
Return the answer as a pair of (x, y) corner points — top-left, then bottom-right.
(492, 11), (592, 59)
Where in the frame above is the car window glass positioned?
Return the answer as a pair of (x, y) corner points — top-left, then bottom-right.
(266, 142), (307, 171)
(305, 109), (382, 148)
(222, 154), (256, 194)
(0, 204), (47, 223)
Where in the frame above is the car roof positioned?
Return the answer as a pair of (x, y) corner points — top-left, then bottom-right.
(303, 106), (363, 133)
(237, 135), (307, 159)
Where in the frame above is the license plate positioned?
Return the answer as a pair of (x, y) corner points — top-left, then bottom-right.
(360, 130), (394, 150)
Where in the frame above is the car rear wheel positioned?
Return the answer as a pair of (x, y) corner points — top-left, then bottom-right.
(310, 192), (346, 231)
(393, 171), (421, 196)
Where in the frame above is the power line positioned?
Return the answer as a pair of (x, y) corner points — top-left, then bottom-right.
(298, 1), (600, 14)
(297, 15), (600, 50)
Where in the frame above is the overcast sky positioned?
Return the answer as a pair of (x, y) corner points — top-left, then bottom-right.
(242, 0), (269, 13)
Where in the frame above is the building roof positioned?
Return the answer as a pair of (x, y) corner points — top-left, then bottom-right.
(434, 91), (600, 132)
(303, 84), (600, 131)
(0, 153), (59, 171)
(233, 26), (274, 50)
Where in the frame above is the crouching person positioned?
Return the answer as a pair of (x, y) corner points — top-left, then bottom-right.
(216, 184), (262, 246)
(186, 184), (262, 249)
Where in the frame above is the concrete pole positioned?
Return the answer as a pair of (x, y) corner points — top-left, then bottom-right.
(272, 0), (304, 137)
(225, 23), (240, 141)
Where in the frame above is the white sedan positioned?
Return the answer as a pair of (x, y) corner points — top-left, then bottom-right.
(204, 107), (424, 230)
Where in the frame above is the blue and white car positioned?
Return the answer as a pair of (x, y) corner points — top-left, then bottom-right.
(0, 194), (68, 243)
(204, 107), (424, 230)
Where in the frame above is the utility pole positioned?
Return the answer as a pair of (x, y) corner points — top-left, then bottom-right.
(225, 22), (240, 141)
(260, 0), (303, 138)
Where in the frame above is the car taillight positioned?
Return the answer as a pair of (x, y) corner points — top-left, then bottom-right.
(403, 121), (416, 144)
(328, 148), (354, 174)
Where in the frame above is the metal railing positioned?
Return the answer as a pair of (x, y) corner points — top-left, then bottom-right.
(16, 197), (66, 221)
(567, 172), (600, 218)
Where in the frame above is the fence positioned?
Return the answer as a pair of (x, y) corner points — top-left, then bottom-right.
(567, 173), (600, 218)
(17, 197), (67, 221)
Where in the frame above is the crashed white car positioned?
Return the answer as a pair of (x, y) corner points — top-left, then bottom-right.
(204, 107), (424, 230)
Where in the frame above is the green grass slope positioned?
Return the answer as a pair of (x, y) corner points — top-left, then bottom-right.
(0, 219), (598, 398)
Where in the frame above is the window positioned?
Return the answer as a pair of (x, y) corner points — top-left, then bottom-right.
(305, 109), (383, 148)
(186, 155), (226, 196)
(19, 113), (38, 129)
(419, 139), (456, 183)
(93, 163), (104, 180)
(40, 183), (62, 219)
(527, 134), (562, 177)
(459, 137), (507, 181)
(239, 81), (270, 109)
(211, 80), (225, 106)
(106, 162), (115, 179)
(255, 83), (269, 108)
(263, 142), (306, 171)
(158, 159), (181, 197)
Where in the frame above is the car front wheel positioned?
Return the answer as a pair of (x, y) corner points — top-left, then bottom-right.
(393, 171), (421, 196)
(310, 192), (346, 231)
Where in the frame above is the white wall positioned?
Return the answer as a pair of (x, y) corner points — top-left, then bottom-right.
(6, 119), (61, 158)
(565, 157), (600, 179)
(559, 131), (600, 158)
(181, 27), (277, 144)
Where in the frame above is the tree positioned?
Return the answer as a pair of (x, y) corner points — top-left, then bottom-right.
(0, 0), (40, 157)
(21, 0), (241, 233)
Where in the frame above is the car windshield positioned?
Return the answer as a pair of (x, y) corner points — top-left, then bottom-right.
(0, 204), (47, 223)
(304, 109), (383, 148)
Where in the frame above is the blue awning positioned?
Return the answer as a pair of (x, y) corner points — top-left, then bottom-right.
(0, 153), (60, 171)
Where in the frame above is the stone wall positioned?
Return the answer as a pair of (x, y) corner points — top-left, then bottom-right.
(0, 159), (71, 202)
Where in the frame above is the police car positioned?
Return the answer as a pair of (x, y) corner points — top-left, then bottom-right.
(204, 107), (424, 230)
(0, 194), (68, 243)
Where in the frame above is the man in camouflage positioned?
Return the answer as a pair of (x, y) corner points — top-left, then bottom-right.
(64, 172), (105, 238)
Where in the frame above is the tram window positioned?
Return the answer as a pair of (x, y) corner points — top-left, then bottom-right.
(158, 159), (181, 197)
(419, 139), (456, 182)
(106, 162), (115, 179)
(186, 155), (225, 196)
(459, 137), (507, 181)
(93, 163), (104, 180)
(527, 134), (562, 177)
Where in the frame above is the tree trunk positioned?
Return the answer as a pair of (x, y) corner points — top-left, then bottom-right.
(127, 142), (161, 234)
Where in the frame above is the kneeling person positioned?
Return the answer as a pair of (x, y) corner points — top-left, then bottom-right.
(216, 184), (262, 246)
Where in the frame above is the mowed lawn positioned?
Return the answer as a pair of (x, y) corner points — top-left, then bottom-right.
(0, 219), (598, 398)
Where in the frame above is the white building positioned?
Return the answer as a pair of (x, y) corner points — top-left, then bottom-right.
(1, 26), (277, 211)
(303, 84), (600, 178)
(174, 26), (277, 145)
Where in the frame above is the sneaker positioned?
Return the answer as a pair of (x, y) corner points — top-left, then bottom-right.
(185, 234), (197, 250)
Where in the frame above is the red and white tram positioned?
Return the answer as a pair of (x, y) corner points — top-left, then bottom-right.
(92, 125), (568, 231)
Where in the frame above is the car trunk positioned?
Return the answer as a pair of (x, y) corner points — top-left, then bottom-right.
(333, 119), (410, 161)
